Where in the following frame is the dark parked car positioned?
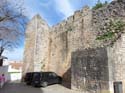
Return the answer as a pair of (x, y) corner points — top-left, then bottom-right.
(24, 72), (33, 85)
(31, 72), (62, 87)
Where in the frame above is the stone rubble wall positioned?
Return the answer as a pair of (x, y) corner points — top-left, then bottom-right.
(71, 48), (109, 93)
(91, 1), (125, 93)
(92, 1), (125, 46)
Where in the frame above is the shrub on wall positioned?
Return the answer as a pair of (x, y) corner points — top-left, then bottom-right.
(92, 0), (108, 10)
(96, 19), (125, 45)
(66, 26), (73, 32)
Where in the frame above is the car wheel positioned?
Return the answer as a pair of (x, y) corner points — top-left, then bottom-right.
(26, 82), (30, 85)
(41, 82), (48, 87)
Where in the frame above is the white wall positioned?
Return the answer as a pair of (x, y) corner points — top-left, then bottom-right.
(9, 73), (22, 81)
(8, 66), (22, 81)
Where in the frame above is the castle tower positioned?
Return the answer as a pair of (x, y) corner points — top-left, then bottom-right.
(23, 14), (50, 74)
(33, 14), (50, 72)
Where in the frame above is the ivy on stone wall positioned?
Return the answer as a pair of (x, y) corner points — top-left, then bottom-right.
(96, 19), (125, 45)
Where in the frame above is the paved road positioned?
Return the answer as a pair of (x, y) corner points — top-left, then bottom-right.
(0, 82), (79, 93)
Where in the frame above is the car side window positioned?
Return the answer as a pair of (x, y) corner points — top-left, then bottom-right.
(43, 73), (47, 78)
(49, 73), (57, 78)
(52, 73), (57, 77)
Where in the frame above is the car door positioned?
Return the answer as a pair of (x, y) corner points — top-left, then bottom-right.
(50, 73), (58, 84)
(41, 73), (51, 84)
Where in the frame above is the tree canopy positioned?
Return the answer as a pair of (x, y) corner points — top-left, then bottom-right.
(0, 0), (28, 56)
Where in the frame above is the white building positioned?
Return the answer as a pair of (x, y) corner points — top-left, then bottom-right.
(2, 60), (23, 82)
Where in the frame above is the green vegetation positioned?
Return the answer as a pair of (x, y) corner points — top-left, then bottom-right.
(66, 26), (73, 32)
(92, 0), (108, 10)
(96, 19), (125, 42)
(96, 32), (114, 40)
(8, 72), (21, 74)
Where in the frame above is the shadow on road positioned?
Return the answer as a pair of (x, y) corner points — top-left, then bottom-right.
(0, 82), (43, 93)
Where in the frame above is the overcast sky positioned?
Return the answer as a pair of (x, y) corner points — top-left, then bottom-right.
(3, 0), (113, 61)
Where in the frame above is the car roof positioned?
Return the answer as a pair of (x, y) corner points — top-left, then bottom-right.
(26, 72), (56, 74)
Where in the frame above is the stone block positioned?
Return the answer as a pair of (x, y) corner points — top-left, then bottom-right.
(74, 10), (82, 21)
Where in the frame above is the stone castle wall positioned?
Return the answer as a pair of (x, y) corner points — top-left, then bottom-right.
(23, 6), (98, 85)
(45, 7), (99, 85)
(23, 0), (125, 93)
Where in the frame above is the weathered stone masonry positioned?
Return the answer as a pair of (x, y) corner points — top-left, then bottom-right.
(23, 1), (125, 93)
(23, 15), (50, 73)
(71, 47), (109, 92)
